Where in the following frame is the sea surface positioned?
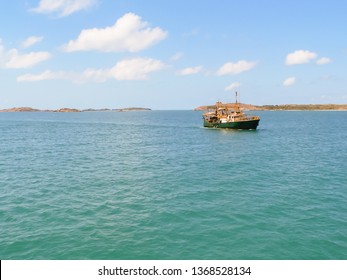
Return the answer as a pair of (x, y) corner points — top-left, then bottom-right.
(0, 110), (346, 260)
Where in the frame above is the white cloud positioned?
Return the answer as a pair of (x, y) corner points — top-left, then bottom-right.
(17, 70), (67, 82)
(316, 57), (331, 65)
(21, 36), (44, 48)
(63, 13), (167, 53)
(5, 49), (51, 69)
(0, 40), (6, 66)
(283, 77), (296, 87)
(285, 50), (317, 65)
(31, 0), (97, 17)
(0, 39), (51, 69)
(80, 68), (109, 83)
(109, 57), (165, 80)
(176, 66), (203, 76)
(17, 57), (165, 83)
(225, 82), (241, 91)
(216, 60), (256, 76)
(170, 52), (183, 61)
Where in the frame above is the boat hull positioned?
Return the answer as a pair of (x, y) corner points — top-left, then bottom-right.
(203, 119), (260, 129)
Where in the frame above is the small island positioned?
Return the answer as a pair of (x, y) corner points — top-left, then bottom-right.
(0, 107), (152, 113)
(0, 107), (41, 112)
(0, 107), (81, 113)
(115, 107), (151, 112)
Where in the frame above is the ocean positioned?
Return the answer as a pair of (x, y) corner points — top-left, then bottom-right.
(0, 110), (346, 260)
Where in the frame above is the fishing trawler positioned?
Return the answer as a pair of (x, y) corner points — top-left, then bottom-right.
(203, 92), (260, 129)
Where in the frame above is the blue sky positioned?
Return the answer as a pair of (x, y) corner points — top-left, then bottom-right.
(0, 0), (346, 109)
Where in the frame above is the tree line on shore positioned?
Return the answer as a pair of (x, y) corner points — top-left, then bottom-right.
(194, 103), (347, 111)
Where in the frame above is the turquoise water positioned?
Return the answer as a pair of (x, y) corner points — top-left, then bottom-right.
(0, 111), (346, 260)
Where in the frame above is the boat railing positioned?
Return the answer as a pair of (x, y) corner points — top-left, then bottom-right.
(234, 115), (260, 121)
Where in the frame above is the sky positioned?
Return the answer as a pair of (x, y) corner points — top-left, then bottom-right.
(0, 0), (347, 109)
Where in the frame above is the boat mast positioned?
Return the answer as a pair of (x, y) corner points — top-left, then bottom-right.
(235, 91), (241, 113)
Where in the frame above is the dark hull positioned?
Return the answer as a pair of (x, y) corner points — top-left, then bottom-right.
(203, 119), (259, 129)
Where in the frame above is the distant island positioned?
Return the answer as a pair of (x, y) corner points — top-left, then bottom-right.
(1, 104), (346, 112)
(194, 103), (347, 111)
(83, 107), (151, 112)
(0, 107), (81, 113)
(0, 107), (152, 113)
(114, 107), (152, 112)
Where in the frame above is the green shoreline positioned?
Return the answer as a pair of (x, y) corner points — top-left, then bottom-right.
(194, 103), (347, 111)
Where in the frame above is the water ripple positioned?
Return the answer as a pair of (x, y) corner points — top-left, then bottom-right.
(1, 111), (346, 259)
